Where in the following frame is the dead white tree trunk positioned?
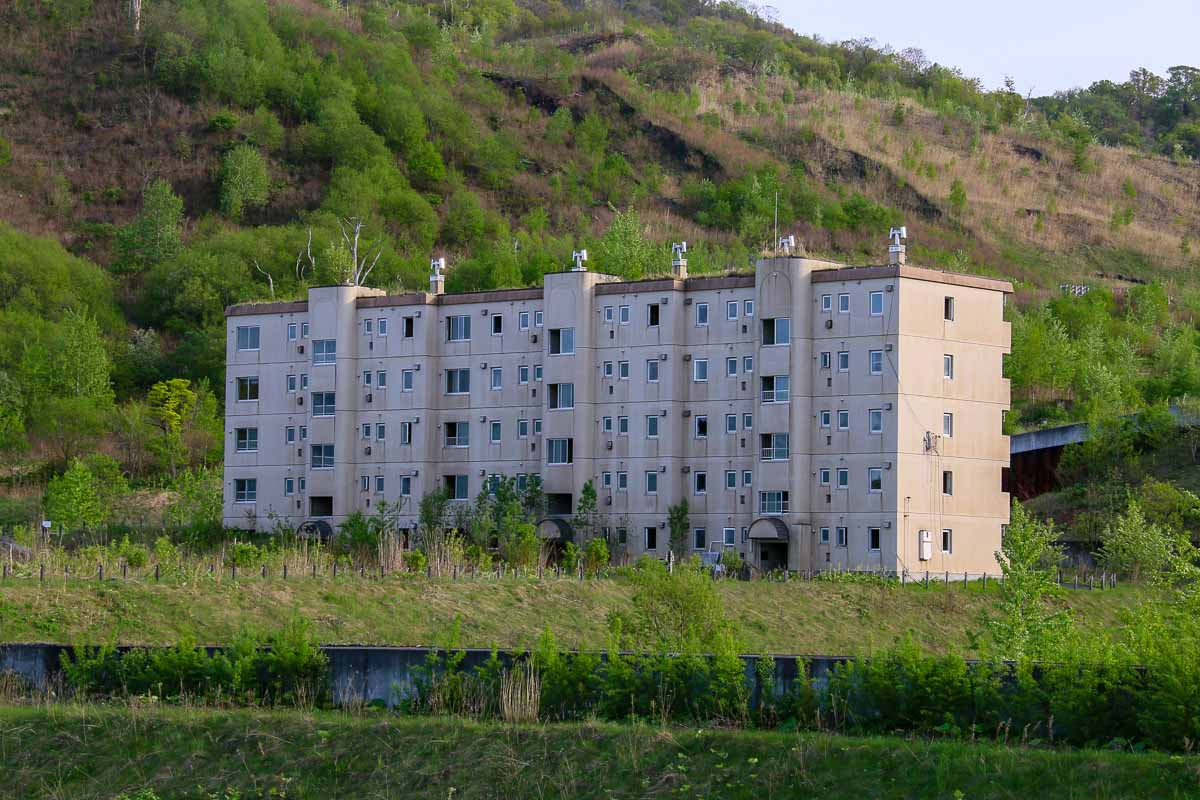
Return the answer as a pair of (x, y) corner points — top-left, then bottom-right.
(336, 217), (383, 286)
(129, 0), (142, 34)
(253, 260), (276, 301)
(295, 228), (315, 283)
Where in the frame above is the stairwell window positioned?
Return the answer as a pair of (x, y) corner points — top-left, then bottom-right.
(445, 422), (469, 448)
(944, 354), (955, 379)
(312, 392), (335, 417)
(760, 433), (789, 461)
(762, 317), (790, 346)
(235, 428), (258, 452)
(869, 291), (884, 316)
(943, 412), (954, 437)
(868, 467), (883, 493)
(236, 377), (259, 402)
(236, 326), (260, 351)
(310, 445), (335, 470)
(693, 359), (708, 381)
(759, 491), (789, 514)
(547, 438), (573, 465)
(549, 382), (574, 410)
(447, 315), (470, 342)
(761, 375), (789, 403)
(234, 478), (257, 503)
(446, 369), (470, 395)
(942, 470), (954, 496)
(549, 327), (574, 355)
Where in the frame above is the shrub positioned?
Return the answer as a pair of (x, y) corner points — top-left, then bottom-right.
(404, 548), (428, 573)
(218, 145), (270, 221)
(225, 541), (263, 569)
(0, 133), (12, 167)
(582, 536), (609, 574)
(207, 110), (239, 132)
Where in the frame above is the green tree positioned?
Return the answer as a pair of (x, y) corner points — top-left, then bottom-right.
(45, 459), (104, 531)
(115, 179), (183, 272)
(31, 396), (108, 465)
(571, 479), (600, 544)
(610, 559), (740, 654)
(147, 378), (197, 436)
(667, 498), (690, 562)
(219, 145), (271, 221)
(0, 370), (26, 452)
(593, 207), (658, 280)
(1098, 501), (1198, 582)
(948, 178), (967, 216)
(164, 467), (223, 536)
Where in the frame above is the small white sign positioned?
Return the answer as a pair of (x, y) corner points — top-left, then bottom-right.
(41, 520), (52, 530)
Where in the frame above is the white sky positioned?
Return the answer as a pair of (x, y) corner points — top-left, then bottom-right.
(771, 0), (1200, 95)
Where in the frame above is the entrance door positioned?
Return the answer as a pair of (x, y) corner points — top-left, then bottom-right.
(758, 541), (788, 572)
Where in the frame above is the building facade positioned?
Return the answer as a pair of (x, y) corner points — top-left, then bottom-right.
(223, 245), (1012, 574)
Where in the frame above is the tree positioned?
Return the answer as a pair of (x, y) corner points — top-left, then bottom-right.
(115, 179), (183, 272)
(30, 396), (108, 465)
(0, 370), (26, 453)
(948, 178), (967, 217)
(110, 399), (156, 478)
(667, 498), (690, 562)
(611, 559), (740, 654)
(593, 207), (658, 280)
(45, 459), (104, 532)
(571, 479), (601, 544)
(164, 467), (222, 536)
(219, 145), (270, 221)
(1098, 501), (1198, 582)
(148, 378), (197, 477)
(1177, 395), (1200, 463)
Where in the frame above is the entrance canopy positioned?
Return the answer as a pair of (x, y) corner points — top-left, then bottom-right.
(747, 517), (789, 541)
(536, 517), (574, 541)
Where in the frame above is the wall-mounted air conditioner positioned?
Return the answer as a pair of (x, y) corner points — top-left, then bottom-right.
(297, 344), (305, 354)
(681, 466), (691, 473)
(684, 298), (693, 306)
(824, 319), (833, 329)
(683, 354), (692, 361)
(297, 396), (304, 405)
(682, 410), (691, 417)
(364, 446), (372, 455)
(606, 441), (613, 450)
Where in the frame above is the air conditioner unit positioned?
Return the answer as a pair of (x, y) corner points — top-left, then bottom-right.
(683, 354), (692, 362)
(684, 298), (693, 306)
(682, 466), (691, 473)
(606, 441), (613, 450)
(531, 334), (538, 343)
(479, 469), (487, 476)
(480, 362), (488, 369)
(480, 415), (488, 422)
(414, 363), (421, 371)
(660, 409), (667, 416)
(364, 446), (372, 455)
(481, 309), (489, 316)
(297, 396), (304, 405)
(884, 521), (892, 528)
(659, 465), (666, 473)
(365, 393), (373, 403)
(884, 402), (893, 410)
(411, 468), (420, 476)
(297, 344), (305, 354)
(682, 410), (692, 417)
(660, 353), (667, 361)
(605, 495), (612, 506)
(824, 319), (833, 329)
(884, 461), (893, 469)
(412, 416), (420, 423)
(886, 284), (894, 292)
(885, 343), (893, 351)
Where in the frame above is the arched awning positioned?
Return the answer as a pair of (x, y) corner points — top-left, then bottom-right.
(296, 519), (335, 543)
(747, 517), (790, 541)
(536, 517), (574, 541)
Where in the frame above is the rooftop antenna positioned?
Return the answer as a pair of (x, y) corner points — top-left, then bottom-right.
(430, 256), (446, 295)
(671, 241), (688, 279)
(888, 226), (907, 266)
(777, 235), (796, 256)
(571, 249), (588, 272)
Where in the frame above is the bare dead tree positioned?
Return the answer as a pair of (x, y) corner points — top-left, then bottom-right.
(129, 0), (142, 34)
(253, 260), (276, 301)
(336, 217), (383, 286)
(295, 228), (316, 283)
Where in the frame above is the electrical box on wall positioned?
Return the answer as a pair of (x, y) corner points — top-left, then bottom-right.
(919, 529), (932, 561)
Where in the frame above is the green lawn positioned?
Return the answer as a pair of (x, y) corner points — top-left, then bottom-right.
(0, 575), (1146, 653)
(0, 705), (1195, 799)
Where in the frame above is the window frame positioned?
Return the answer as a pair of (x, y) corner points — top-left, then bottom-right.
(869, 291), (884, 316)
(236, 325), (260, 352)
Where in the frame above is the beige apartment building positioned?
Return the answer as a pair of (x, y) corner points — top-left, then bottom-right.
(223, 237), (1012, 574)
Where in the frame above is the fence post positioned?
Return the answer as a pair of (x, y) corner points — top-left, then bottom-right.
(333, 563), (337, 579)
(1073, 572), (1078, 590)
(232, 564), (236, 581)
(982, 572), (988, 591)
(262, 564), (267, 579)
(2, 563), (7, 580)
(924, 570), (929, 588)
(283, 564), (288, 580)
(312, 563), (317, 579)
(40, 563), (45, 583)
(900, 571), (905, 586)
(944, 570), (948, 585)
(1057, 568), (1062, 585)
(98, 563), (103, 581)
(963, 571), (968, 589)
(122, 562), (127, 580)
(154, 563), (159, 582)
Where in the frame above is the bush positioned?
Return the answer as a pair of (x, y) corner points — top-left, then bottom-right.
(218, 145), (270, 221)
(207, 110), (239, 132)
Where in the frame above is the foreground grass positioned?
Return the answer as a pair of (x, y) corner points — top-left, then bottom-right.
(0, 705), (1196, 799)
(0, 575), (1144, 653)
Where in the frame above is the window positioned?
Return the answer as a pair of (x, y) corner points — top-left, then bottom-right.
(533, 418), (542, 435)
(236, 326), (260, 351)
(519, 311), (530, 330)
(725, 470), (737, 489)
(617, 527), (628, 545)
(692, 359), (708, 381)
(836, 468), (849, 488)
(378, 318), (388, 337)
(284, 478), (295, 496)
(547, 438), (573, 464)
(869, 291), (884, 316)
(820, 410), (831, 428)
(944, 354), (954, 379)
(360, 475), (370, 492)
(820, 527), (830, 544)
(820, 351), (831, 370)
(743, 470), (753, 486)
(647, 304), (660, 326)
(377, 371), (387, 388)
(363, 370), (373, 387)
(376, 475), (385, 493)
(513, 365), (527, 385)
(819, 468), (831, 485)
(311, 444), (335, 470)
(619, 360), (629, 380)
(723, 527), (736, 547)
(619, 305), (630, 324)
(287, 323), (297, 341)
(836, 526), (848, 547)
(759, 491), (789, 514)
(445, 422), (469, 448)
(838, 293), (850, 313)
(365, 319), (373, 336)
(744, 299), (754, 317)
(646, 415), (659, 438)
(944, 296), (955, 321)
(235, 428), (258, 452)
(645, 471), (658, 494)
(236, 377), (259, 402)
(403, 317), (415, 338)
(942, 529), (953, 553)
(312, 392), (335, 417)
(762, 317), (790, 346)
(517, 419), (529, 438)
(285, 426), (296, 444)
(821, 294), (832, 312)
(287, 374), (297, 393)
(299, 426), (307, 441)
(726, 357), (738, 377)
(301, 322), (309, 338)
(646, 359), (659, 382)
(447, 315), (470, 341)
(726, 414), (737, 434)
(695, 415), (708, 438)
(534, 365), (542, 382)
(490, 367), (502, 391)
(942, 471), (954, 495)
(602, 361), (614, 379)
(361, 423), (372, 440)
(534, 310), (544, 327)
(943, 412), (954, 437)
(445, 475), (469, 500)
(402, 370), (414, 391)
(761, 375), (790, 403)
(726, 300), (738, 320)
(602, 471), (612, 488)
(548, 382), (574, 410)
(868, 467), (883, 492)
(694, 472), (707, 495)
(837, 351), (850, 372)
(234, 478), (257, 502)
(760, 433), (789, 461)
(603, 306), (614, 324)
(645, 527), (658, 550)
(400, 422), (412, 445)
(743, 413), (753, 430)
(489, 421), (501, 443)
(837, 410), (849, 430)
(696, 303), (709, 326)
(869, 409), (883, 434)
(400, 476), (412, 497)
(869, 350), (883, 375)
(549, 327), (574, 355)
(693, 528), (706, 550)
(602, 416), (613, 433)
(446, 369), (470, 395)
(618, 416), (629, 434)
(617, 471), (628, 490)
(743, 356), (754, 373)
(491, 314), (503, 336)
(869, 527), (881, 551)
(376, 424), (386, 441)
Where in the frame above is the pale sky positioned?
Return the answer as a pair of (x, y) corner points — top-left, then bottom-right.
(772, 0), (1200, 96)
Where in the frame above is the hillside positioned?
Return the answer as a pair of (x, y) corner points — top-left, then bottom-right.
(0, 0), (1199, 531)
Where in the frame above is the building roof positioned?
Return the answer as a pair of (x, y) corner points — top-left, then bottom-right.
(811, 264), (1013, 293)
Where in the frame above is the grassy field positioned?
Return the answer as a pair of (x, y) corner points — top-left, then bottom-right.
(0, 575), (1145, 653)
(0, 705), (1196, 799)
